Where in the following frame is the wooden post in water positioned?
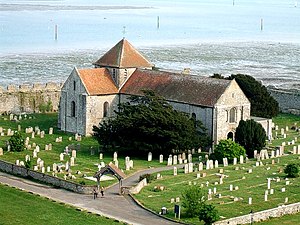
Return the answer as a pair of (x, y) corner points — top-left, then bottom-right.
(157, 16), (160, 29)
(55, 24), (58, 40)
(260, 18), (263, 31)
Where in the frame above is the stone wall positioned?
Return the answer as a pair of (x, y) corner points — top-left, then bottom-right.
(214, 202), (300, 225)
(0, 83), (62, 114)
(0, 160), (95, 194)
(268, 88), (300, 115)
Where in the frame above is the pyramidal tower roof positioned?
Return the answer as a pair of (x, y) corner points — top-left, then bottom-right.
(93, 38), (153, 68)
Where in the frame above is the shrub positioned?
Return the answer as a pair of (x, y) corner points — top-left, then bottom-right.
(235, 119), (267, 158)
(139, 173), (154, 183)
(79, 181), (86, 185)
(199, 203), (220, 225)
(8, 132), (25, 152)
(284, 164), (299, 178)
(24, 160), (31, 169)
(211, 139), (245, 163)
(182, 185), (206, 217)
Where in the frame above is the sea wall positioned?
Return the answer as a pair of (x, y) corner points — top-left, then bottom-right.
(268, 87), (300, 115)
(214, 202), (300, 225)
(0, 159), (95, 194)
(0, 83), (62, 114)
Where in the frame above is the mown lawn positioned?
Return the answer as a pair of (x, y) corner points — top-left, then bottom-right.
(134, 113), (300, 224)
(0, 113), (169, 187)
(0, 183), (124, 225)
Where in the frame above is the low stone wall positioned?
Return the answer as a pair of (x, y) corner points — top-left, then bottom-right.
(130, 178), (147, 194)
(0, 82), (62, 114)
(0, 160), (94, 194)
(214, 202), (300, 225)
(268, 87), (300, 115)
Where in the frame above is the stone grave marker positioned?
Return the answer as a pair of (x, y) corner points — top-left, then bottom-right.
(173, 155), (177, 165)
(47, 166), (51, 173)
(49, 127), (53, 135)
(72, 150), (76, 158)
(188, 163), (193, 173)
(188, 154), (192, 163)
(113, 152), (118, 161)
(148, 152), (152, 162)
(206, 160), (210, 170)
(159, 154), (163, 163)
(60, 153), (64, 161)
(70, 157), (75, 166)
(33, 150), (37, 158)
(182, 152), (186, 160)
(40, 131), (45, 138)
(173, 167), (177, 176)
(198, 162), (203, 171)
(184, 164), (188, 174)
(15, 160), (19, 166)
(52, 163), (57, 172)
(239, 155), (244, 164)
(0, 148), (3, 156)
(99, 153), (103, 160)
(233, 157), (237, 165)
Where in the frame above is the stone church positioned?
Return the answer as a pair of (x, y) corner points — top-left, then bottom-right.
(58, 39), (256, 145)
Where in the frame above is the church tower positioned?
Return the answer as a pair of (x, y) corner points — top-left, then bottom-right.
(93, 38), (153, 88)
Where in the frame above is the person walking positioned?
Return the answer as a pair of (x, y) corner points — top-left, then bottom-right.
(100, 187), (104, 197)
(93, 188), (98, 199)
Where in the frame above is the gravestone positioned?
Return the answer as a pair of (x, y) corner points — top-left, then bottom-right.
(45, 144), (49, 151)
(182, 152), (186, 160)
(281, 128), (284, 135)
(49, 127), (53, 135)
(0, 148), (3, 156)
(72, 150), (76, 158)
(271, 150), (275, 158)
(233, 158), (237, 165)
(60, 153), (64, 161)
(267, 178), (271, 189)
(113, 152), (118, 161)
(70, 157), (75, 166)
(209, 160), (214, 169)
(184, 164), (188, 174)
(148, 152), (152, 162)
(65, 161), (69, 171)
(18, 125), (21, 132)
(31, 132), (35, 139)
(206, 160), (210, 170)
(167, 157), (172, 166)
(99, 153), (103, 160)
(48, 143), (52, 150)
(223, 158), (228, 167)
(198, 162), (203, 171)
(270, 189), (274, 195)
(178, 158), (183, 164)
(47, 166), (51, 172)
(159, 154), (163, 163)
(33, 150), (37, 158)
(229, 184), (233, 191)
(40, 131), (45, 138)
(239, 155), (244, 164)
(188, 154), (192, 163)
(264, 194), (268, 201)
(175, 197), (180, 203)
(173, 155), (177, 165)
(41, 167), (45, 173)
(188, 163), (193, 173)
(173, 167), (177, 176)
(15, 160), (19, 166)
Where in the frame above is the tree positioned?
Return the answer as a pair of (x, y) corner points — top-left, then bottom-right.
(199, 203), (220, 225)
(182, 185), (206, 217)
(93, 90), (210, 156)
(8, 132), (25, 152)
(235, 119), (266, 158)
(284, 164), (299, 178)
(211, 139), (245, 163)
(211, 74), (279, 118)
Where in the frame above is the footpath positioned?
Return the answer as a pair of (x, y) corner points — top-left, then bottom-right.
(0, 165), (185, 225)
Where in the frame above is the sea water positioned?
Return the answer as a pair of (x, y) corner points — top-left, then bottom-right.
(0, 0), (299, 89)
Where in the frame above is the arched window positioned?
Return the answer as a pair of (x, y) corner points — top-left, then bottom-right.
(71, 101), (76, 117)
(229, 108), (236, 123)
(103, 102), (109, 117)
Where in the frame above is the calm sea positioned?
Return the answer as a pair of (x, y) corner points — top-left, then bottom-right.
(0, 0), (300, 89)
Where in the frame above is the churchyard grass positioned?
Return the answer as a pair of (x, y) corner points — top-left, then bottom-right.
(133, 113), (300, 224)
(0, 113), (168, 187)
(0, 183), (123, 225)
(256, 212), (300, 225)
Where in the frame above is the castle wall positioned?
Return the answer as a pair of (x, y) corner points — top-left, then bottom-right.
(0, 83), (61, 114)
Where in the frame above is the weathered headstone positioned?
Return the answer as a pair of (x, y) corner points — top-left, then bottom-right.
(184, 164), (188, 174)
(47, 166), (51, 173)
(188, 163), (193, 173)
(206, 160), (210, 170)
(173, 155), (177, 165)
(99, 153), (103, 160)
(70, 157), (75, 166)
(49, 127), (53, 135)
(173, 167), (177, 176)
(198, 162), (203, 171)
(72, 150), (76, 158)
(113, 152), (118, 161)
(148, 152), (152, 162)
(233, 158), (237, 165)
(159, 154), (163, 163)
(229, 184), (233, 191)
(60, 153), (64, 161)
(40, 131), (45, 138)
(33, 150), (37, 158)
(0, 148), (3, 156)
(239, 155), (244, 164)
(248, 197), (252, 205)
(188, 154), (192, 163)
(267, 178), (271, 189)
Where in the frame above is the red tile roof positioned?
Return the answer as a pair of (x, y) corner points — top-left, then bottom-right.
(77, 68), (118, 95)
(93, 39), (153, 68)
(120, 69), (231, 107)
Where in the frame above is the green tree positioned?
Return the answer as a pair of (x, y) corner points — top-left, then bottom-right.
(93, 90), (210, 156)
(211, 74), (279, 118)
(199, 203), (220, 225)
(235, 119), (266, 158)
(182, 185), (206, 217)
(8, 132), (25, 152)
(211, 139), (245, 163)
(284, 164), (299, 178)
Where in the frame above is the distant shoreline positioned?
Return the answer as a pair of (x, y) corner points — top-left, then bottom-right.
(0, 4), (153, 11)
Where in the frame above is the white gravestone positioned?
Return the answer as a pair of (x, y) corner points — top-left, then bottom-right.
(233, 158), (237, 165)
(173, 155), (177, 165)
(49, 127), (53, 135)
(159, 154), (163, 163)
(173, 167), (177, 176)
(184, 164), (189, 174)
(188, 163), (193, 173)
(113, 152), (118, 161)
(148, 152), (152, 162)
(72, 150), (76, 158)
(198, 162), (203, 171)
(99, 153), (103, 160)
(60, 153), (64, 161)
(70, 157), (75, 166)
(215, 160), (219, 168)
